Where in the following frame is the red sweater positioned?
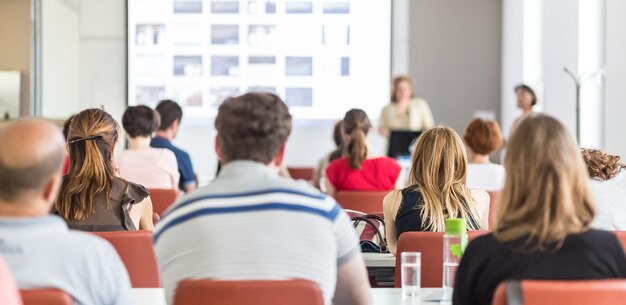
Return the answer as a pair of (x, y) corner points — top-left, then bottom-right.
(326, 157), (401, 191)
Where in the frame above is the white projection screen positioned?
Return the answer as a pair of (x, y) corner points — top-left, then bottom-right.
(127, 0), (391, 120)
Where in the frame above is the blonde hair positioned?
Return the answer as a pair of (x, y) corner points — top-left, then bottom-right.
(56, 108), (125, 221)
(343, 109), (372, 169)
(495, 114), (595, 251)
(409, 127), (483, 231)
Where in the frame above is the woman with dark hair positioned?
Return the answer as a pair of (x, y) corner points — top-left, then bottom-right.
(512, 84), (537, 129)
(56, 108), (155, 232)
(314, 120), (344, 189)
(325, 109), (402, 196)
(378, 76), (435, 137)
(582, 148), (626, 230)
(117, 105), (179, 189)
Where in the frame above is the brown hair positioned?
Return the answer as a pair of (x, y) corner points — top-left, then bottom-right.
(495, 114), (595, 251)
(56, 108), (123, 221)
(215, 93), (292, 164)
(156, 100), (183, 131)
(515, 84), (537, 106)
(343, 109), (372, 169)
(409, 127), (483, 231)
(391, 76), (415, 103)
(581, 148), (626, 181)
(464, 118), (504, 155)
(122, 105), (160, 138)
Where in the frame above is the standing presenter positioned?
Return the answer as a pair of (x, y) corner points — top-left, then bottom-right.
(378, 76), (435, 137)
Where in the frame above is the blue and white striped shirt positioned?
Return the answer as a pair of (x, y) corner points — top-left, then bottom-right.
(154, 161), (360, 304)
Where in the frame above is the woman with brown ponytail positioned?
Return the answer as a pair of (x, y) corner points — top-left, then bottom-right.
(55, 108), (155, 232)
(324, 109), (402, 196)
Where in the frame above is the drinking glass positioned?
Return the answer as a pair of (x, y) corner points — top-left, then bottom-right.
(401, 252), (421, 297)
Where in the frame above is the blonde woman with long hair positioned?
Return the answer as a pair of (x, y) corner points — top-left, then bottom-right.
(383, 127), (489, 255)
(453, 114), (626, 305)
(56, 108), (155, 232)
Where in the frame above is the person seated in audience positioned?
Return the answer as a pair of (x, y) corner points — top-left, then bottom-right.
(314, 120), (344, 189)
(511, 84), (537, 130)
(378, 76), (435, 137)
(383, 127), (489, 255)
(0, 118), (131, 305)
(325, 109), (402, 196)
(154, 93), (371, 305)
(463, 117), (505, 191)
(453, 114), (626, 305)
(151, 100), (198, 193)
(56, 108), (155, 231)
(117, 105), (180, 189)
(582, 148), (626, 230)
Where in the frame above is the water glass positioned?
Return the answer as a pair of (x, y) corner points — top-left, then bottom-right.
(401, 252), (421, 297)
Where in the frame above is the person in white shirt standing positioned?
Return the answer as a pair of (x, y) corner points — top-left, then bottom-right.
(463, 118), (505, 192)
(154, 93), (371, 305)
(0, 118), (131, 305)
(582, 148), (626, 230)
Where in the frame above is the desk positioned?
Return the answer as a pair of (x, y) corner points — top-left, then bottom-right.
(363, 252), (396, 268)
(133, 288), (450, 305)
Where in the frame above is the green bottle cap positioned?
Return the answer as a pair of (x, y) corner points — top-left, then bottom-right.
(445, 218), (466, 235)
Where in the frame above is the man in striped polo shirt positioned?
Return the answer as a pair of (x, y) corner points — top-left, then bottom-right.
(154, 93), (371, 305)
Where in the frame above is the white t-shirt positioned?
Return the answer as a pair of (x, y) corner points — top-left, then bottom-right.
(466, 163), (505, 192)
(117, 148), (179, 189)
(590, 170), (626, 230)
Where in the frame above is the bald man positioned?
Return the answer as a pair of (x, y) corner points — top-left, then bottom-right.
(0, 119), (131, 305)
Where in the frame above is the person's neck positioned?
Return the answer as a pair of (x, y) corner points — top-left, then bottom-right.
(0, 200), (46, 218)
(470, 154), (490, 164)
(154, 130), (174, 141)
(522, 108), (533, 115)
(128, 136), (152, 150)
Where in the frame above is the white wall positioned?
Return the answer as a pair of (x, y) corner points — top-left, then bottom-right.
(604, 0), (626, 158)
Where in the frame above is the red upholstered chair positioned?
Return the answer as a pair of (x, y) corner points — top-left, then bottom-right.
(394, 232), (444, 288)
(492, 279), (626, 305)
(20, 290), (72, 305)
(0, 258), (22, 305)
(287, 167), (316, 182)
(487, 191), (500, 229)
(334, 191), (390, 214)
(149, 188), (179, 217)
(173, 279), (324, 305)
(394, 230), (490, 288)
(91, 231), (161, 288)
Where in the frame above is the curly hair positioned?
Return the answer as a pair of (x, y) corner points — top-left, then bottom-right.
(581, 148), (626, 181)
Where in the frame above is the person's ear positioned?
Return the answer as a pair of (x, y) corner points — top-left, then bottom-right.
(172, 119), (180, 131)
(274, 144), (287, 167)
(214, 136), (222, 160)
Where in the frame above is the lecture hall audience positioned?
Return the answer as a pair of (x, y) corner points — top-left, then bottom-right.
(453, 114), (626, 305)
(314, 120), (344, 189)
(582, 148), (626, 230)
(463, 118), (505, 192)
(325, 109), (402, 196)
(153, 93), (371, 305)
(151, 100), (198, 193)
(117, 105), (180, 190)
(383, 126), (489, 255)
(0, 118), (131, 305)
(56, 108), (155, 232)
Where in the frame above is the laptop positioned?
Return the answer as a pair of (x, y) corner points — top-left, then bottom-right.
(387, 130), (423, 158)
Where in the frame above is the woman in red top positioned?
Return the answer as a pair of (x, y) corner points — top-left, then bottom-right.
(325, 109), (402, 196)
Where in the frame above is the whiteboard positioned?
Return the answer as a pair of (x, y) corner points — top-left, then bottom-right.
(127, 0), (392, 120)
(0, 71), (20, 120)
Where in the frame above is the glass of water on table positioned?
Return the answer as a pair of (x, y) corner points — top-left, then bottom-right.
(401, 252), (421, 297)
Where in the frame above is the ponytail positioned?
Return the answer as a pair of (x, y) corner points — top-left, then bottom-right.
(348, 128), (368, 169)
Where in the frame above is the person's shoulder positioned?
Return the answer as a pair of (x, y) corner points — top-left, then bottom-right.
(576, 229), (621, 244)
(466, 233), (499, 254)
(327, 157), (348, 171)
(413, 97), (429, 105)
(470, 189), (490, 203)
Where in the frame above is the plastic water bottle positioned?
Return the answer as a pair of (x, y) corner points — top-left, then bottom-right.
(442, 218), (467, 300)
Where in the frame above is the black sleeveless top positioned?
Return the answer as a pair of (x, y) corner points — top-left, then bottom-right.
(57, 177), (149, 232)
(395, 186), (480, 240)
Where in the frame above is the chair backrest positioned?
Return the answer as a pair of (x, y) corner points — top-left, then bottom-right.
(149, 188), (179, 216)
(20, 290), (72, 305)
(492, 279), (626, 305)
(287, 167), (316, 182)
(0, 258), (22, 305)
(334, 191), (390, 214)
(394, 230), (490, 288)
(487, 191), (499, 229)
(394, 232), (444, 287)
(91, 231), (161, 288)
(173, 279), (324, 305)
